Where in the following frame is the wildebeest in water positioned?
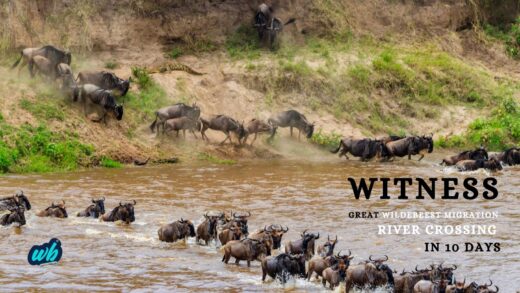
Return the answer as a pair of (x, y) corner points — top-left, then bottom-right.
(284, 229), (320, 260)
(331, 138), (387, 161)
(36, 200), (68, 218)
(158, 218), (196, 243)
(261, 253), (306, 283)
(384, 135), (433, 161)
(101, 201), (136, 224)
(442, 146), (489, 166)
(455, 158), (502, 172)
(268, 110), (314, 140)
(0, 191), (31, 212)
(77, 197), (106, 218)
(196, 212), (222, 245)
(222, 238), (268, 267)
(0, 207), (26, 227)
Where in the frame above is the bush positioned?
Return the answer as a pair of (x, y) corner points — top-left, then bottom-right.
(197, 152), (236, 165)
(167, 47), (183, 59)
(225, 25), (261, 59)
(100, 157), (123, 168)
(127, 67), (169, 120)
(310, 129), (342, 149)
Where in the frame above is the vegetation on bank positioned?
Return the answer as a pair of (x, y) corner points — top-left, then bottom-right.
(484, 17), (520, 59)
(197, 152), (236, 165)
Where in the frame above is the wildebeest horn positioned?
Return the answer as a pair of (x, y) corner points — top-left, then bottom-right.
(383, 255), (388, 261)
(347, 249), (351, 256)
(494, 285), (499, 292)
(486, 279), (493, 287)
(233, 212), (238, 218)
(415, 265), (419, 272)
(315, 232), (319, 239)
(301, 229), (308, 237)
(283, 226), (289, 232)
(119, 201), (122, 206)
(334, 235), (337, 242)
(451, 264), (457, 270)
(133, 200), (136, 205)
(245, 211), (251, 217)
(369, 255), (374, 261)
(328, 235), (330, 241)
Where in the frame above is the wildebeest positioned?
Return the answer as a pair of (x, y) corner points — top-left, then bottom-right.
(149, 103), (201, 134)
(317, 235), (338, 257)
(394, 266), (436, 293)
(158, 218), (196, 243)
(268, 110), (314, 140)
(163, 117), (201, 139)
(254, 3), (296, 49)
(455, 159), (502, 172)
(200, 115), (246, 145)
(196, 212), (222, 245)
(0, 207), (26, 226)
(441, 147), (489, 166)
(36, 200), (68, 218)
(345, 255), (395, 291)
(249, 224), (289, 250)
(322, 255), (350, 290)
(11, 45), (72, 77)
(77, 71), (130, 97)
(0, 191), (31, 212)
(76, 198), (106, 218)
(384, 135), (434, 161)
(261, 253), (306, 283)
(489, 147), (520, 166)
(101, 201), (136, 224)
(446, 278), (467, 293)
(218, 224), (243, 245)
(414, 279), (449, 293)
(468, 280), (498, 293)
(331, 138), (387, 161)
(57, 63), (77, 93)
(221, 238), (268, 267)
(242, 119), (277, 145)
(231, 211), (251, 236)
(284, 230), (319, 260)
(28, 55), (54, 79)
(79, 84), (124, 123)
(307, 250), (353, 282)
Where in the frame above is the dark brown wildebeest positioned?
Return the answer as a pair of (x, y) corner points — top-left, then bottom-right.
(317, 235), (338, 257)
(101, 201), (136, 224)
(441, 147), (489, 166)
(36, 200), (68, 218)
(242, 119), (276, 145)
(414, 279), (449, 293)
(384, 135), (434, 161)
(489, 147), (520, 166)
(79, 84), (124, 123)
(469, 280), (498, 293)
(231, 211), (251, 237)
(254, 3), (296, 49)
(307, 250), (353, 282)
(77, 198), (106, 218)
(322, 254), (350, 290)
(149, 103), (201, 134)
(249, 225), (288, 250)
(221, 238), (268, 267)
(158, 218), (196, 243)
(163, 117), (201, 139)
(0, 191), (31, 212)
(248, 228), (273, 256)
(380, 135), (406, 144)
(261, 253), (306, 283)
(268, 110), (314, 140)
(284, 230), (319, 260)
(331, 138), (387, 161)
(11, 45), (72, 77)
(77, 71), (130, 97)
(196, 212), (222, 245)
(345, 255), (395, 292)
(0, 207), (26, 226)
(393, 266), (435, 293)
(218, 223), (243, 245)
(200, 115), (246, 145)
(455, 158), (502, 172)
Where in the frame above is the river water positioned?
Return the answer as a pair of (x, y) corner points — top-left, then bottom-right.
(0, 152), (518, 292)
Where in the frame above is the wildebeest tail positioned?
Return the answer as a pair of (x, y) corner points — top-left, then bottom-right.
(11, 52), (22, 69)
(284, 18), (296, 26)
(149, 113), (158, 133)
(330, 140), (343, 154)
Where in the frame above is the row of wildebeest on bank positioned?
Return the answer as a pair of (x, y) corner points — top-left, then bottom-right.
(0, 191), (501, 292)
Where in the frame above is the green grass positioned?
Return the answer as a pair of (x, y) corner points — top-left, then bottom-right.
(484, 17), (520, 59)
(99, 157), (123, 168)
(167, 47), (183, 59)
(126, 67), (169, 120)
(0, 123), (94, 174)
(310, 129), (342, 149)
(197, 152), (236, 165)
(437, 97), (520, 151)
(104, 60), (119, 69)
(20, 98), (65, 121)
(225, 25), (261, 59)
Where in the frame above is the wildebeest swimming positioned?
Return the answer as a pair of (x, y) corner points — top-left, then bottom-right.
(0, 207), (26, 227)
(36, 200), (68, 218)
(77, 198), (106, 218)
(254, 3), (296, 49)
(79, 84), (124, 123)
(77, 71), (130, 97)
(261, 253), (306, 283)
(455, 158), (503, 172)
(489, 147), (520, 166)
(268, 110), (314, 140)
(331, 138), (387, 161)
(150, 103), (201, 134)
(101, 201), (136, 224)
(200, 115), (246, 145)
(0, 191), (31, 212)
(442, 146), (489, 166)
(158, 218), (196, 243)
(384, 135), (434, 161)
(11, 45), (72, 78)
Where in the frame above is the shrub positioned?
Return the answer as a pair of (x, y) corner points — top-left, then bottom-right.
(310, 129), (342, 149)
(225, 25), (261, 59)
(100, 157), (123, 168)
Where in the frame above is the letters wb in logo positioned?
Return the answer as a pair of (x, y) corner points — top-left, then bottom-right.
(28, 238), (63, 265)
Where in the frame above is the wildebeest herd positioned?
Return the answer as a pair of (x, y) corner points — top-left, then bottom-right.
(0, 191), (503, 292)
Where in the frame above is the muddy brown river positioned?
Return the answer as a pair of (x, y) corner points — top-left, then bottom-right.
(0, 152), (519, 292)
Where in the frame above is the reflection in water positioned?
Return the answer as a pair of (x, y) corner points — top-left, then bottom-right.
(0, 154), (518, 291)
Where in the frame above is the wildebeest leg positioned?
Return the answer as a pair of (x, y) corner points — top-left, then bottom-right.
(290, 126), (293, 137)
(220, 131), (231, 145)
(246, 260), (251, 267)
(418, 154), (424, 161)
(182, 129), (186, 138)
(176, 130), (179, 138)
(251, 133), (257, 145)
(235, 258), (240, 265)
(322, 277), (326, 287)
(298, 129), (301, 141)
(190, 129), (198, 139)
